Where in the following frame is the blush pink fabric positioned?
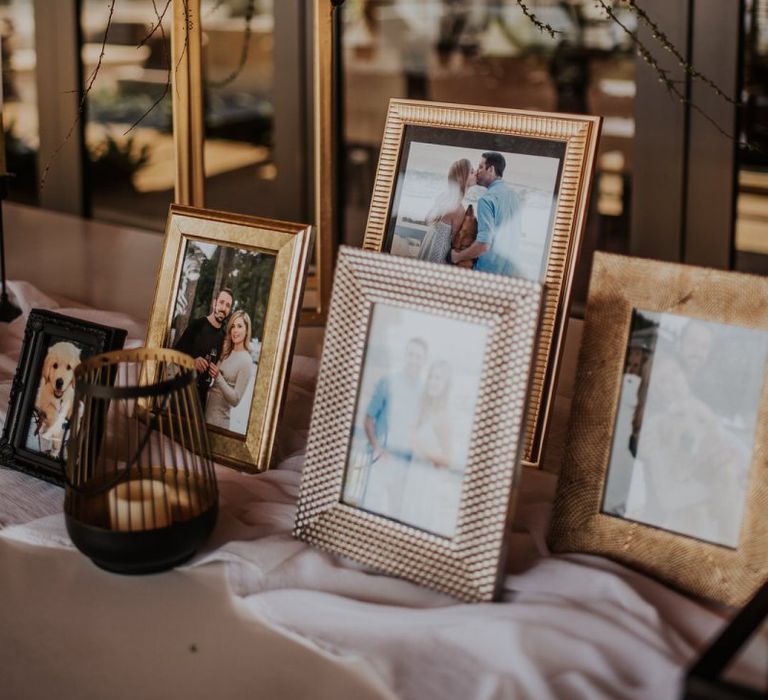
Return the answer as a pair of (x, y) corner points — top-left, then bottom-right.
(0, 282), (763, 699)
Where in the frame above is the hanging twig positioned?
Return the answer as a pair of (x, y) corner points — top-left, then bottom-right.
(124, 0), (173, 135)
(137, 0), (172, 48)
(515, 0), (561, 40)
(208, 0), (256, 88)
(622, 0), (739, 106)
(39, 0), (117, 190)
(595, 0), (745, 147)
(173, 0), (192, 101)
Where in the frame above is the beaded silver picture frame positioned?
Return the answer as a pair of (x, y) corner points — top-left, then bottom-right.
(294, 247), (542, 602)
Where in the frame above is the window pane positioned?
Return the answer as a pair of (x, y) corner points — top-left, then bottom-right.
(81, 0), (173, 230)
(734, 0), (768, 275)
(1, 0), (38, 205)
(80, 1), (279, 230)
(202, 0), (277, 217)
(341, 0), (637, 307)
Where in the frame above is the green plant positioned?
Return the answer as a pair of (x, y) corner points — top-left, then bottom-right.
(88, 133), (151, 187)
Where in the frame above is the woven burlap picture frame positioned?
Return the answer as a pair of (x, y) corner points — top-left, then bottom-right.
(361, 99), (601, 470)
(549, 252), (768, 606)
(294, 247), (542, 602)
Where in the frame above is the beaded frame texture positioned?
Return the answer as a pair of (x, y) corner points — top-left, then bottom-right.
(549, 252), (768, 606)
(294, 247), (542, 602)
(361, 99), (601, 469)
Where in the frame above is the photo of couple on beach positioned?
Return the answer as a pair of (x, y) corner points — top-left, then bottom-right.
(342, 303), (488, 539)
(386, 126), (565, 283)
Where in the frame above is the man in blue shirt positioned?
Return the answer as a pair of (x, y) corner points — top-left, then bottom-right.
(450, 151), (522, 276)
(361, 336), (428, 519)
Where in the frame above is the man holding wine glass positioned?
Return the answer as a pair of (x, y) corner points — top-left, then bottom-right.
(173, 287), (234, 408)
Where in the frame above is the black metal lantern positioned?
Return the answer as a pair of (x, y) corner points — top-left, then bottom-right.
(64, 347), (218, 574)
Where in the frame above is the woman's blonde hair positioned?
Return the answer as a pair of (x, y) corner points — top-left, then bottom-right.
(418, 360), (452, 425)
(448, 158), (472, 196)
(427, 158), (472, 225)
(220, 310), (252, 361)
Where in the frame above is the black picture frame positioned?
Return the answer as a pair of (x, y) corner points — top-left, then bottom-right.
(0, 309), (127, 486)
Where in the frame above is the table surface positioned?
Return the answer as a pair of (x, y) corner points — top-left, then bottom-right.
(0, 540), (393, 700)
(0, 282), (760, 700)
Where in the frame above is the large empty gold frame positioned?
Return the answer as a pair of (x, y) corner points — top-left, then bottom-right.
(171, 0), (337, 324)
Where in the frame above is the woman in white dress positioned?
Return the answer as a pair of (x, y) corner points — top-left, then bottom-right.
(205, 310), (253, 432)
(418, 158), (476, 264)
(401, 361), (464, 537)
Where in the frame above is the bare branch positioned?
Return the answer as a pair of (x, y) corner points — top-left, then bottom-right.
(124, 0), (172, 135)
(174, 0), (192, 101)
(208, 0), (256, 88)
(595, 0), (741, 145)
(137, 0), (172, 48)
(515, 0), (561, 40)
(622, 0), (739, 106)
(40, 0), (117, 190)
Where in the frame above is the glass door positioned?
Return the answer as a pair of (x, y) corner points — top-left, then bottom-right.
(340, 0), (639, 308)
(734, 0), (768, 275)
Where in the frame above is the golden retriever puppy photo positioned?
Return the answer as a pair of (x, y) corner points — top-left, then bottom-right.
(29, 340), (83, 456)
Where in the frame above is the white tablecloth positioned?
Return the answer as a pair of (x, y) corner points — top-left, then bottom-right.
(0, 281), (761, 700)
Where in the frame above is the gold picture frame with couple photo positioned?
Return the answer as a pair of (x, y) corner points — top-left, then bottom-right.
(362, 99), (601, 469)
(145, 205), (312, 472)
(294, 247), (543, 602)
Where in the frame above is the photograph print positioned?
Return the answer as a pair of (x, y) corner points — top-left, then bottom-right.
(342, 303), (489, 538)
(168, 238), (276, 437)
(603, 309), (768, 548)
(24, 337), (89, 460)
(385, 125), (565, 283)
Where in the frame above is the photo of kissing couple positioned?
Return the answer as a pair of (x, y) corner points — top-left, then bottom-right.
(387, 128), (566, 283)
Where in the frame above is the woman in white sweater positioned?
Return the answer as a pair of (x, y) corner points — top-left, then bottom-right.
(205, 310), (254, 432)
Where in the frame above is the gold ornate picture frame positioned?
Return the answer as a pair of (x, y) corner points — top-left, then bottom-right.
(361, 99), (601, 469)
(549, 252), (768, 606)
(294, 247), (542, 602)
(145, 204), (312, 473)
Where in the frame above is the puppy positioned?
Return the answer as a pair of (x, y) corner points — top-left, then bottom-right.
(34, 341), (82, 454)
(635, 394), (744, 545)
(451, 204), (477, 269)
